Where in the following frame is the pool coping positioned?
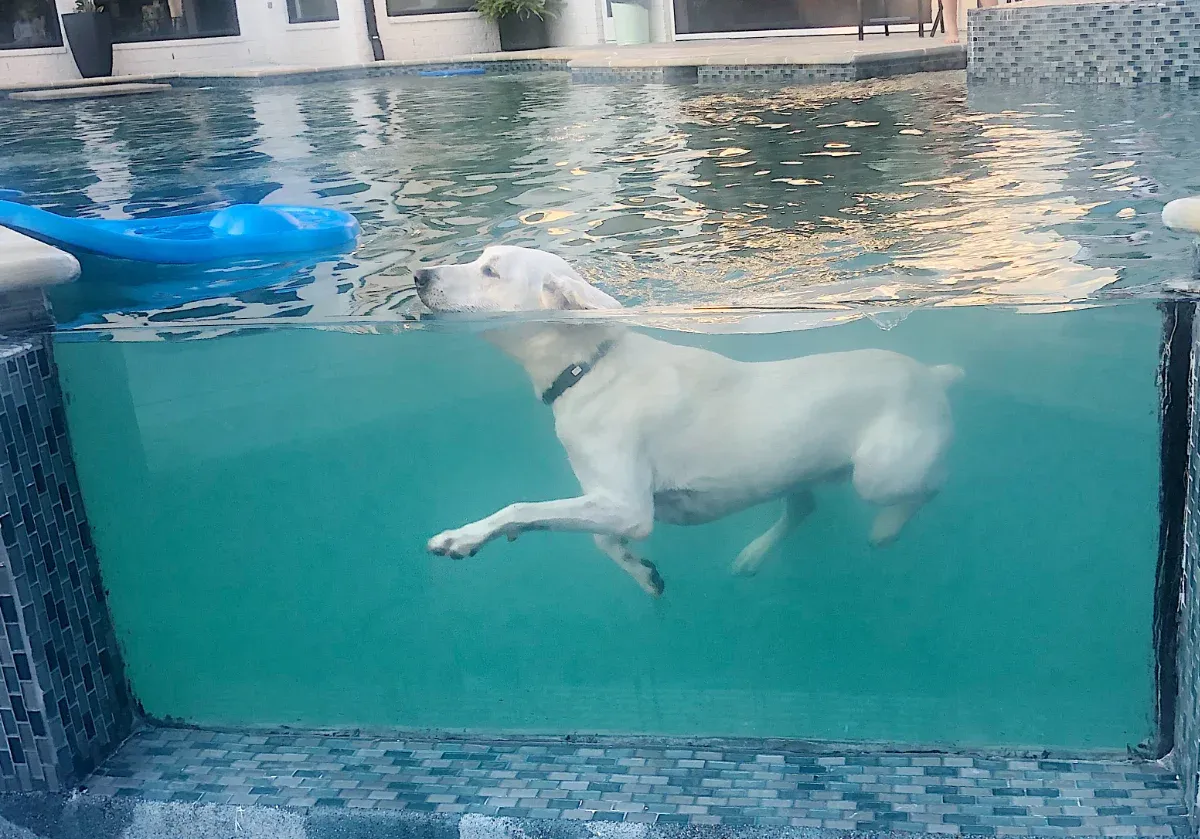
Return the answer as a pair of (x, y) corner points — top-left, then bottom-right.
(0, 44), (965, 95)
(0, 229), (79, 292)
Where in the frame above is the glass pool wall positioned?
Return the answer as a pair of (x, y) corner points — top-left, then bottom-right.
(53, 301), (1163, 752)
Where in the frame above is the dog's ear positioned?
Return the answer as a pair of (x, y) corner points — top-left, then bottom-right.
(540, 269), (623, 311)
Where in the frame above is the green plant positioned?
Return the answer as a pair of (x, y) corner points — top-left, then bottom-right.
(474, 0), (557, 22)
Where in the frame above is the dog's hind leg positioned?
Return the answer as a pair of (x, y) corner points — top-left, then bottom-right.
(853, 416), (947, 548)
(594, 535), (665, 597)
(731, 490), (815, 576)
(868, 494), (931, 547)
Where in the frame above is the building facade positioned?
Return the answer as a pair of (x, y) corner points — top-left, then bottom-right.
(1, 0), (956, 88)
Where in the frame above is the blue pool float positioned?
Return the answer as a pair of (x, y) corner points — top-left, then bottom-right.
(0, 201), (360, 264)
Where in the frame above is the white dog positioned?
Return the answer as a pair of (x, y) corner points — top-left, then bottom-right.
(415, 246), (961, 597)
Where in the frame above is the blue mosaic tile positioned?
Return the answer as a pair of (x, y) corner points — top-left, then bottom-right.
(77, 728), (1189, 836)
(969, 0), (1200, 87)
(0, 332), (131, 792)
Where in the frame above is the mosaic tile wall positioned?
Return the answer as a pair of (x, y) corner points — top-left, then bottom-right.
(969, 0), (1200, 87)
(0, 333), (132, 792)
(571, 66), (701, 84)
(696, 65), (853, 85)
(163, 60), (572, 89)
(84, 727), (1191, 834)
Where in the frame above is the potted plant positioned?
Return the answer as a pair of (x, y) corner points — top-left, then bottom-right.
(475, 0), (556, 52)
(62, 0), (113, 79)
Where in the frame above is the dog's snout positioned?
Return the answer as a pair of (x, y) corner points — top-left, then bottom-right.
(413, 268), (434, 290)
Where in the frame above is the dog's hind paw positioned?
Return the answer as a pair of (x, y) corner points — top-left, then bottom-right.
(732, 541), (771, 576)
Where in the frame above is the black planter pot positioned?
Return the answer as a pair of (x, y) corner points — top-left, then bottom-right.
(497, 13), (549, 51)
(62, 11), (113, 79)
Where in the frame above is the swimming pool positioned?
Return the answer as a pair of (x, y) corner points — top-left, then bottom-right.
(1, 70), (1193, 753)
(1, 70), (1192, 325)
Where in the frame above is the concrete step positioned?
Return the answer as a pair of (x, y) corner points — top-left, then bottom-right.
(9, 82), (172, 102)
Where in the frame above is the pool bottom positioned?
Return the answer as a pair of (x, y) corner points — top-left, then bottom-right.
(23, 725), (1182, 839)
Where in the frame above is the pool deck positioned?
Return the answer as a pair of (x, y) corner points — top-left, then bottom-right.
(0, 35), (965, 95)
(0, 725), (1185, 839)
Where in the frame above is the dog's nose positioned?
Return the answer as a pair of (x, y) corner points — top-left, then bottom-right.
(413, 268), (433, 290)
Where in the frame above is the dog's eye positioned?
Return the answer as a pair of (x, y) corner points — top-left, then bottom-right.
(482, 264), (498, 278)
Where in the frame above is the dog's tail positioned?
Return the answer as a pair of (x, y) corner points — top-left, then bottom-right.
(931, 364), (965, 388)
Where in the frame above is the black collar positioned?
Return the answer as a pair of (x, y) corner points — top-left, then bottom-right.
(541, 339), (616, 406)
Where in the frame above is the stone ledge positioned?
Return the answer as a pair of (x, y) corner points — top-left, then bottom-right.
(8, 83), (172, 102)
(0, 229), (78, 291)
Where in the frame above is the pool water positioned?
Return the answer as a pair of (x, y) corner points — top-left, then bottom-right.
(54, 302), (1159, 750)
(0, 71), (1197, 327)
(1, 70), (1188, 750)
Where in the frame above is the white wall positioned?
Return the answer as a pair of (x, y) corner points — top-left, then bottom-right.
(1, 0), (496, 88)
(372, 7), (498, 60)
(111, 0), (372, 74)
(0, 45), (77, 84)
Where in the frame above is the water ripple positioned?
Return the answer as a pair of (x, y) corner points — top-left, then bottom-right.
(0, 71), (1194, 333)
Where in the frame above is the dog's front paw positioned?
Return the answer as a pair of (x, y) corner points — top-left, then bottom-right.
(427, 527), (488, 559)
(636, 559), (665, 598)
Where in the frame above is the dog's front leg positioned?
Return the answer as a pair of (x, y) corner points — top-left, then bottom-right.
(428, 494), (653, 559)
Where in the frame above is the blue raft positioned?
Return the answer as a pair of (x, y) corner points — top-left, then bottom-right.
(0, 200), (360, 264)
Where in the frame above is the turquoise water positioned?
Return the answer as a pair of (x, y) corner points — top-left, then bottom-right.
(1, 70), (1187, 749)
(54, 302), (1159, 750)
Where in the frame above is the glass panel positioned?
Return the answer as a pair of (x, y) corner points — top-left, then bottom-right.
(288, 0), (338, 22)
(672, 0), (928, 36)
(0, 0), (63, 49)
(108, 0), (239, 42)
(385, 0), (474, 16)
(55, 303), (1158, 749)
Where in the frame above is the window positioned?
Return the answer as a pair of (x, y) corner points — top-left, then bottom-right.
(672, 0), (928, 35)
(106, 0), (239, 42)
(1, 0), (63, 50)
(385, 0), (474, 17)
(288, 0), (338, 23)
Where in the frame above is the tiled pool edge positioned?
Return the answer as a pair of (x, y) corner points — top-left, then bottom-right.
(0, 726), (1173, 839)
(969, 0), (1200, 87)
(0, 47), (966, 96)
(0, 333), (133, 794)
(0, 236), (131, 794)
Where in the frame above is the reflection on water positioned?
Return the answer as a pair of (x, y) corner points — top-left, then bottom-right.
(0, 71), (1195, 330)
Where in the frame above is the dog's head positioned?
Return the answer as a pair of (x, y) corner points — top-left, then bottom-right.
(414, 246), (622, 314)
